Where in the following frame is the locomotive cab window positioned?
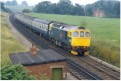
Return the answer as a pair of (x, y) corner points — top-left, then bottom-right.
(85, 32), (90, 37)
(80, 31), (84, 37)
(73, 31), (78, 37)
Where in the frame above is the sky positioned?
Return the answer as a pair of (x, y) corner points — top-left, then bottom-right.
(1, 0), (99, 6)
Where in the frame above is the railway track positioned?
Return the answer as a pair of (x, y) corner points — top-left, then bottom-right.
(9, 14), (120, 80)
(68, 56), (120, 80)
(81, 56), (120, 79)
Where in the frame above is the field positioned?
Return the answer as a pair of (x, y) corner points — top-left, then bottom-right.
(1, 12), (27, 65)
(27, 13), (120, 67)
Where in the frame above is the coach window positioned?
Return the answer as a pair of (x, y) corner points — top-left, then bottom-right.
(43, 24), (45, 30)
(39, 23), (41, 29)
(42, 24), (43, 28)
(37, 22), (39, 28)
(38, 23), (40, 28)
(36, 22), (38, 27)
(73, 31), (78, 37)
(42, 24), (44, 30)
(40, 23), (42, 28)
(38, 22), (40, 28)
(42, 24), (44, 28)
(80, 31), (84, 37)
(85, 32), (90, 37)
(41, 24), (43, 29)
(44, 24), (45, 27)
(34, 21), (36, 27)
(43, 24), (44, 29)
(35, 22), (37, 27)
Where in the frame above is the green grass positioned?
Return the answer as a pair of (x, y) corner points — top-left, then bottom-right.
(1, 12), (27, 65)
(27, 13), (120, 67)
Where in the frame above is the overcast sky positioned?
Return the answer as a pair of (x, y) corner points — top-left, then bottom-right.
(2, 0), (99, 6)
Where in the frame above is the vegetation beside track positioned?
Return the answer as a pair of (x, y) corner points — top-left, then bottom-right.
(27, 13), (120, 67)
(0, 12), (37, 80)
(1, 64), (36, 80)
(1, 12), (27, 65)
(1, 12), (50, 80)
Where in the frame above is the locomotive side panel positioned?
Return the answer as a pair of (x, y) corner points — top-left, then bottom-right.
(49, 27), (71, 46)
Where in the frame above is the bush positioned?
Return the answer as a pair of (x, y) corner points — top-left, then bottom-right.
(90, 39), (120, 67)
(22, 9), (31, 13)
(1, 64), (36, 80)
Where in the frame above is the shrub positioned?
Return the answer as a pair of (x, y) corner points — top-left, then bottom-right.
(90, 39), (120, 67)
(23, 9), (31, 13)
(1, 64), (36, 80)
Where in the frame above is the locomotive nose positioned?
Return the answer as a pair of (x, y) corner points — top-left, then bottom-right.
(68, 30), (91, 56)
(71, 38), (90, 46)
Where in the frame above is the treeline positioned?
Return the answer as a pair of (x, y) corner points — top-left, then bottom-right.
(33, 0), (85, 16)
(33, 0), (120, 18)
(0, 2), (12, 13)
(86, 0), (120, 18)
(3, 0), (28, 6)
(4, 0), (18, 6)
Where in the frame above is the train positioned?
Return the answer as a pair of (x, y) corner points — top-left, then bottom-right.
(15, 14), (91, 56)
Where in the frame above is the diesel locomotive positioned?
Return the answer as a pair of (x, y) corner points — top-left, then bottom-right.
(15, 14), (91, 56)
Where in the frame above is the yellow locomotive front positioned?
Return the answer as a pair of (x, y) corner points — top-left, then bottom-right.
(68, 29), (91, 56)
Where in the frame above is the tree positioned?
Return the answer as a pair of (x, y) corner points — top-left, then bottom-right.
(5, 0), (17, 6)
(5, 1), (11, 6)
(34, 1), (52, 13)
(4, 8), (12, 13)
(57, 0), (73, 14)
(33, 0), (84, 15)
(51, 3), (62, 14)
(85, 4), (93, 16)
(0, 2), (12, 13)
(23, 9), (31, 13)
(73, 4), (85, 16)
(85, 0), (120, 18)
(1, 2), (5, 11)
(112, 1), (120, 18)
(11, 0), (17, 6)
(21, 1), (28, 6)
(33, 0), (119, 18)
(1, 64), (36, 80)
(49, 3), (59, 14)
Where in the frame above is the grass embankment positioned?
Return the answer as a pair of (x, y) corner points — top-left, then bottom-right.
(1, 12), (27, 65)
(27, 13), (120, 67)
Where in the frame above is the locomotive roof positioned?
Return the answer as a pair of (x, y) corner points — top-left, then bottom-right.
(19, 14), (35, 20)
(51, 22), (80, 31)
(33, 18), (51, 24)
(9, 49), (67, 66)
(23, 15), (35, 19)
